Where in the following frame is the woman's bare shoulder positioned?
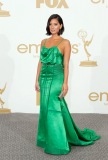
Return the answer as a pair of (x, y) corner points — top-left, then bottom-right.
(41, 38), (46, 44)
(63, 38), (70, 43)
(40, 38), (47, 46)
(62, 38), (71, 47)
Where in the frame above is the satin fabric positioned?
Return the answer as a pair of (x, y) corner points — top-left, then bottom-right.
(36, 46), (101, 155)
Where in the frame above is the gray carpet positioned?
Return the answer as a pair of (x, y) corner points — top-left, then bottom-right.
(0, 113), (107, 160)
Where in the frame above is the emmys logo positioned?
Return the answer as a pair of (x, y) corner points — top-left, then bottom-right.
(0, 83), (6, 108)
(0, 83), (11, 113)
(78, 29), (97, 67)
(36, 0), (69, 8)
(17, 43), (79, 57)
(17, 43), (41, 57)
(0, 2), (10, 17)
(89, 92), (108, 105)
(91, 0), (108, 7)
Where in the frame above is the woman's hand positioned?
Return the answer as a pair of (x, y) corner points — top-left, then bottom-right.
(35, 81), (40, 92)
(62, 83), (68, 96)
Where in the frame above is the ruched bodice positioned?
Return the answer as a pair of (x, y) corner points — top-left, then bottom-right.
(40, 46), (64, 65)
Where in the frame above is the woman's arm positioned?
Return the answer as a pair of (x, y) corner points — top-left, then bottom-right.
(35, 39), (44, 91)
(35, 59), (42, 83)
(62, 39), (71, 96)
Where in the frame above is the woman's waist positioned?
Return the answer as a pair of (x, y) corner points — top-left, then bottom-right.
(40, 63), (64, 76)
(42, 63), (63, 66)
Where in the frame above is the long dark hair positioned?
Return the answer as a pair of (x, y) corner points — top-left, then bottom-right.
(46, 14), (65, 35)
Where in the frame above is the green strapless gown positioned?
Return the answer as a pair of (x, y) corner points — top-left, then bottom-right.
(36, 44), (101, 155)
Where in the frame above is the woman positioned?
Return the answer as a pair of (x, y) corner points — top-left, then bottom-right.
(35, 14), (101, 155)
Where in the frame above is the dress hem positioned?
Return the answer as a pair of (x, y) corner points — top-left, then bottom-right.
(36, 140), (71, 155)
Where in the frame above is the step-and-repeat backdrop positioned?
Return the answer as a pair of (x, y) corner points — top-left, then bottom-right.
(0, 0), (108, 113)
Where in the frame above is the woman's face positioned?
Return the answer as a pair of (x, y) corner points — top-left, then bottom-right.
(49, 18), (62, 35)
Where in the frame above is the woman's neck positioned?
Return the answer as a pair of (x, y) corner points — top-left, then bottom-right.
(50, 34), (61, 40)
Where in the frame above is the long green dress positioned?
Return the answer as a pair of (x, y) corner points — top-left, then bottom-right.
(36, 38), (101, 155)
